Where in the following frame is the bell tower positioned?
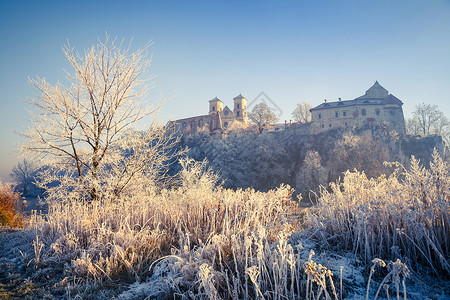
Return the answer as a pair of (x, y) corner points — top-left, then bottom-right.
(209, 97), (223, 115)
(233, 94), (247, 122)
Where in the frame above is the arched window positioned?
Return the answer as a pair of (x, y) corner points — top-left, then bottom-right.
(224, 122), (228, 128)
(237, 111), (240, 117)
(212, 106), (215, 111)
(237, 104), (240, 109)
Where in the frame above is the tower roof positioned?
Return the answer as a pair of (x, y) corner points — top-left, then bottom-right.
(356, 81), (389, 99)
(209, 96), (223, 102)
(233, 94), (245, 100)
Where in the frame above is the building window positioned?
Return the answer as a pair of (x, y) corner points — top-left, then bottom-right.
(390, 110), (395, 116)
(237, 104), (240, 109)
(362, 109), (367, 116)
(376, 109), (380, 116)
(345, 122), (348, 126)
(329, 124), (332, 127)
(318, 113), (322, 119)
(224, 122), (228, 127)
(237, 111), (240, 117)
(224, 110), (229, 116)
(335, 112), (339, 117)
(343, 111), (347, 117)
(321, 124), (324, 128)
(212, 106), (215, 111)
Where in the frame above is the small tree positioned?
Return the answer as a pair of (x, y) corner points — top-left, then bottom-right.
(330, 134), (389, 180)
(22, 37), (181, 201)
(412, 103), (448, 136)
(225, 120), (248, 136)
(303, 150), (325, 189)
(407, 103), (450, 146)
(10, 159), (37, 195)
(291, 102), (312, 123)
(405, 117), (421, 136)
(431, 110), (450, 137)
(248, 103), (279, 133)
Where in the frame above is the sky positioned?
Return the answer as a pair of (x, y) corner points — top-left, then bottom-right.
(1, 0), (450, 180)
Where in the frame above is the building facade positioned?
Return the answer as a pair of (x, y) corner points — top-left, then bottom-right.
(310, 81), (406, 135)
(173, 94), (248, 134)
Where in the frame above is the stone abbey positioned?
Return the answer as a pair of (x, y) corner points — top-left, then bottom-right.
(310, 81), (406, 135)
(173, 94), (249, 134)
(173, 81), (406, 136)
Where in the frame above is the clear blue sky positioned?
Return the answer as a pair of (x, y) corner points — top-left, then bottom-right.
(1, 0), (450, 180)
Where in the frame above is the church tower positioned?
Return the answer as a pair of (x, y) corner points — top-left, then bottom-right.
(209, 97), (223, 115)
(233, 94), (247, 122)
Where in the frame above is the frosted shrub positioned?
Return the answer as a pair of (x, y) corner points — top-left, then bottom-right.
(307, 149), (450, 274)
(0, 180), (23, 227)
(28, 159), (299, 286)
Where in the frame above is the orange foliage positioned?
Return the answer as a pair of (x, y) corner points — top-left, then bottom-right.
(0, 181), (23, 227)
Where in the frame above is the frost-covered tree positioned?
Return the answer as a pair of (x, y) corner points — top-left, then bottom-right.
(22, 37), (181, 201)
(407, 103), (450, 146)
(225, 120), (248, 136)
(297, 150), (326, 195)
(10, 159), (37, 195)
(412, 103), (449, 136)
(248, 103), (279, 133)
(406, 117), (421, 136)
(330, 134), (389, 180)
(291, 102), (312, 123)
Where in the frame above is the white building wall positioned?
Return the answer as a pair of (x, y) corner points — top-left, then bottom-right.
(311, 104), (405, 134)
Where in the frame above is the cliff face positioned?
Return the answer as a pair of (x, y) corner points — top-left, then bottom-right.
(177, 125), (446, 194)
(352, 124), (446, 167)
(400, 135), (446, 165)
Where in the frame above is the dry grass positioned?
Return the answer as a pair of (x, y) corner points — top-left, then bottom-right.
(28, 159), (302, 289)
(21, 153), (449, 298)
(28, 158), (366, 298)
(306, 149), (450, 275)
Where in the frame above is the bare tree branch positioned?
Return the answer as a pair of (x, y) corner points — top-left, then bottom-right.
(248, 103), (279, 133)
(22, 36), (183, 201)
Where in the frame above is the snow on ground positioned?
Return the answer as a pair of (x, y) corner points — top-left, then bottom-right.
(1, 227), (449, 299)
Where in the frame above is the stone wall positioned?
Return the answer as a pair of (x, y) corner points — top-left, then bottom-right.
(311, 104), (405, 135)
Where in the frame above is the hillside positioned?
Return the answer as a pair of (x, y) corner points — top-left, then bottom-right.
(177, 125), (447, 199)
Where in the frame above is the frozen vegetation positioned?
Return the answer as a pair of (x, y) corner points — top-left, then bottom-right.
(1, 37), (449, 299)
(179, 124), (445, 197)
(1, 154), (449, 299)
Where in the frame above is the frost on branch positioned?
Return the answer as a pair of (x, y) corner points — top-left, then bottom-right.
(22, 36), (183, 201)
